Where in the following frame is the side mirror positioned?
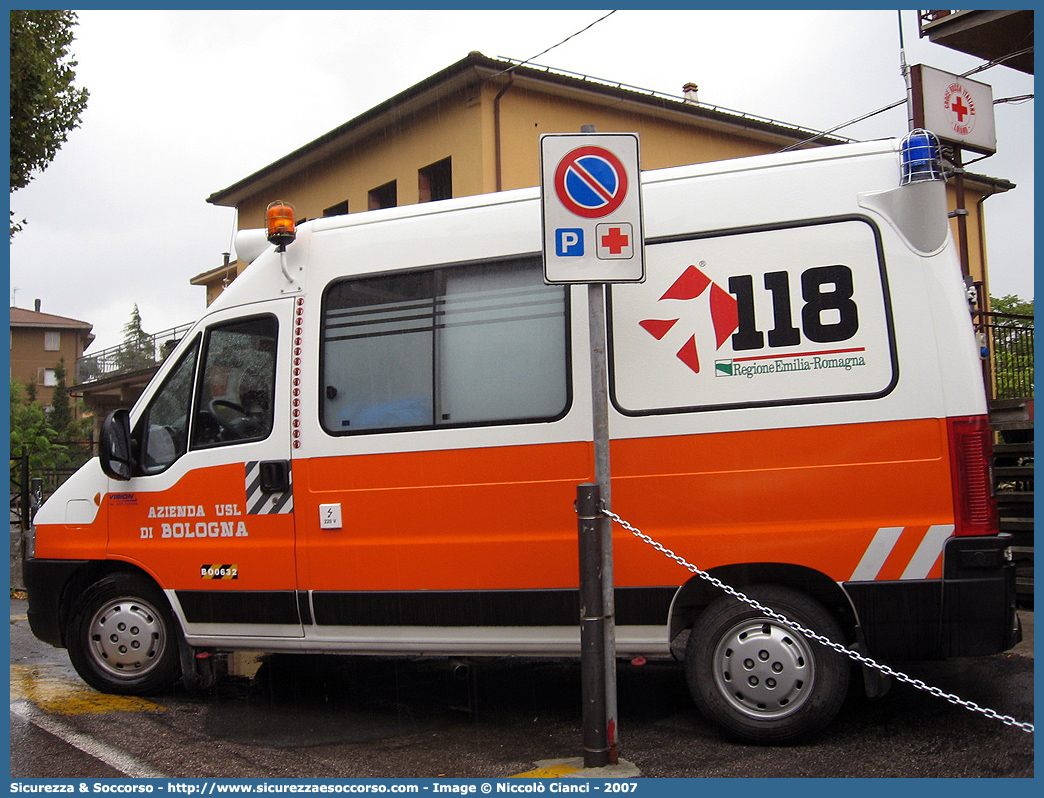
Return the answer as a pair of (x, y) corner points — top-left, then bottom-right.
(99, 409), (135, 481)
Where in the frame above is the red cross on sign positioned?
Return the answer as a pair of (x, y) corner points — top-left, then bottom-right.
(596, 223), (633, 259)
(942, 80), (978, 138)
(909, 65), (995, 159)
(602, 226), (629, 253)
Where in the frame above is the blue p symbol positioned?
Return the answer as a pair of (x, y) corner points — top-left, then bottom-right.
(556, 228), (584, 257)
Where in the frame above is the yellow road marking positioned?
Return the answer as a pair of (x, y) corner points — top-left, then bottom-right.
(10, 664), (166, 715)
(510, 763), (583, 778)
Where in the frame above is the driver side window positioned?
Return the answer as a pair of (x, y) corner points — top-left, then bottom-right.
(140, 338), (199, 474)
(136, 315), (279, 475)
(190, 316), (278, 450)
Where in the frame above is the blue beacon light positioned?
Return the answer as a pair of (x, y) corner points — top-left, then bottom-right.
(900, 129), (945, 184)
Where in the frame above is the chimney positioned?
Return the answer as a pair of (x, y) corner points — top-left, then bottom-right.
(683, 82), (699, 104)
(34, 298), (41, 313)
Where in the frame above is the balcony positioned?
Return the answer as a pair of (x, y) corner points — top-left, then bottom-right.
(75, 322), (193, 386)
(72, 323), (194, 425)
(919, 10), (1034, 74)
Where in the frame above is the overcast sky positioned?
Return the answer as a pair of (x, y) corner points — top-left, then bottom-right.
(9, 9), (1034, 353)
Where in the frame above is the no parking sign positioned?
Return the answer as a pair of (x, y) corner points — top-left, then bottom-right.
(541, 133), (644, 284)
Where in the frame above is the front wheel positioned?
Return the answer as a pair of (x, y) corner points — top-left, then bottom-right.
(66, 573), (180, 695)
(685, 585), (850, 744)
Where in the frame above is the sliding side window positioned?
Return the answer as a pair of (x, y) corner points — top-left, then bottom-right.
(321, 257), (569, 433)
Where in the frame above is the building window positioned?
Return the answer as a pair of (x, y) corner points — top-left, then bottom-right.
(418, 158), (452, 203)
(368, 180), (397, 211)
(38, 368), (57, 387)
(320, 256), (569, 434)
(44, 331), (61, 351)
(323, 200), (349, 217)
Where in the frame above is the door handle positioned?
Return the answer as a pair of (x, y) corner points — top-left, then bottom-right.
(258, 460), (291, 493)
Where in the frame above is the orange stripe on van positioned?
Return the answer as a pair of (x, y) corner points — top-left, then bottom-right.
(296, 417), (955, 594)
(294, 441), (592, 592)
(610, 417), (954, 585)
(39, 418), (956, 595)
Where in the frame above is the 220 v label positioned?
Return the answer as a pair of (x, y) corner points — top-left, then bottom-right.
(200, 564), (239, 580)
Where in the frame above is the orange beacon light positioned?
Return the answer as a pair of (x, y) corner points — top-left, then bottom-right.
(266, 201), (297, 247)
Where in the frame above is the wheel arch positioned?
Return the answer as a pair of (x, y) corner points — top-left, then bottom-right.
(668, 562), (857, 646)
(58, 560), (175, 648)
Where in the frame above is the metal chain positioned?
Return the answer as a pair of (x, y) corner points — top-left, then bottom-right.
(601, 507), (1034, 735)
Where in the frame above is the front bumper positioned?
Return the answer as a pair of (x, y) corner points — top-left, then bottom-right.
(22, 557), (88, 648)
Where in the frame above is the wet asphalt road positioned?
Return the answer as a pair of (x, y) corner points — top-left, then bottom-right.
(9, 595), (1035, 780)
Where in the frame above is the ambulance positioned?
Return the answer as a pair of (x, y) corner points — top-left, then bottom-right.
(24, 135), (1021, 744)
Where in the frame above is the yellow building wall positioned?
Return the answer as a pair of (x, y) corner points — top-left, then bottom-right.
(483, 83), (777, 193)
(234, 82), (785, 232)
(236, 93), (487, 229)
(10, 327), (87, 407)
(214, 76), (991, 307)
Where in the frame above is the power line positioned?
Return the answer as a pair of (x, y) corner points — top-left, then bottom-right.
(490, 10), (617, 79)
(779, 46), (1035, 153)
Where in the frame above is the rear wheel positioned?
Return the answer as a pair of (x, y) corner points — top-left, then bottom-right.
(685, 585), (850, 744)
(66, 573), (180, 695)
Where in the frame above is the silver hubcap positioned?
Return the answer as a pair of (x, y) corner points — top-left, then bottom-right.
(712, 617), (815, 719)
(87, 597), (166, 679)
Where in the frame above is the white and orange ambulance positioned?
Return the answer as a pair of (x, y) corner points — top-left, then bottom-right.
(24, 136), (1021, 743)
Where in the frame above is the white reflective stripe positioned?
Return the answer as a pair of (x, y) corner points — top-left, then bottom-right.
(901, 524), (954, 580)
(849, 527), (904, 581)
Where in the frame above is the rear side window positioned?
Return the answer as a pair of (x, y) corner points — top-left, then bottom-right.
(321, 257), (569, 434)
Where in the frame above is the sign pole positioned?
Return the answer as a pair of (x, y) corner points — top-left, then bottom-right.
(587, 279), (619, 764)
(540, 127), (642, 768)
(576, 482), (607, 768)
(579, 121), (619, 764)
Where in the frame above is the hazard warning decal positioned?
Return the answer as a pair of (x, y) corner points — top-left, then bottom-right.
(245, 461), (294, 515)
(609, 219), (897, 414)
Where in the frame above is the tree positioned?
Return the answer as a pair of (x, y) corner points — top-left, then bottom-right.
(987, 294), (1034, 400)
(48, 358), (72, 439)
(116, 304), (156, 371)
(47, 357), (94, 466)
(990, 294), (1033, 318)
(9, 382), (65, 474)
(10, 10), (90, 237)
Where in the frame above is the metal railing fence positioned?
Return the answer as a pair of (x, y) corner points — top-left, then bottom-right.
(975, 311), (1034, 401)
(76, 322), (193, 385)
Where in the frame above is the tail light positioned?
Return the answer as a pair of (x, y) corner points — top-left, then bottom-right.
(947, 415), (999, 536)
